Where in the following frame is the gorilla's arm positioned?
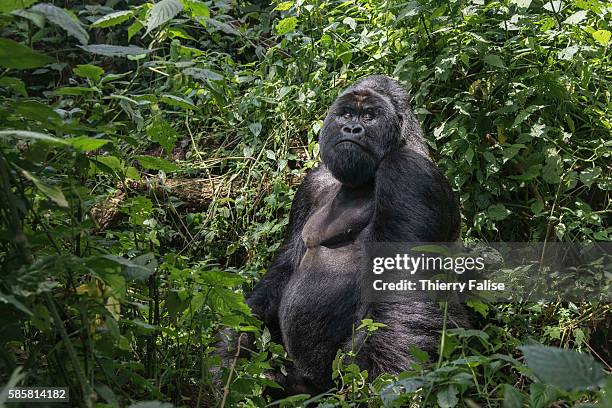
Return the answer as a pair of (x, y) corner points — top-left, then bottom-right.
(215, 167), (326, 391)
(344, 148), (463, 377)
(372, 148), (460, 242)
(246, 166), (327, 332)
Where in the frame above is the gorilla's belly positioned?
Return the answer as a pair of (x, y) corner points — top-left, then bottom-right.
(278, 243), (364, 380)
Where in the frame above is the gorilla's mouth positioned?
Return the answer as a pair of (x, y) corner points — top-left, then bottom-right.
(335, 138), (372, 155)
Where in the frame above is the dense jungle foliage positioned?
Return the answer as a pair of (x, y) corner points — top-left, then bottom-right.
(0, 0), (610, 407)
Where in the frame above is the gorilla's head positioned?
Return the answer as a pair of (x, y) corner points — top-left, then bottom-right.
(319, 76), (405, 187)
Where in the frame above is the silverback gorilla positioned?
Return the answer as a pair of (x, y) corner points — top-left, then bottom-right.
(219, 75), (464, 396)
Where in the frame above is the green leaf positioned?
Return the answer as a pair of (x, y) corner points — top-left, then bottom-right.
(0, 130), (68, 145)
(0, 367), (26, 404)
(437, 384), (459, 408)
(592, 30), (611, 46)
(182, 67), (224, 81)
(249, 122), (262, 137)
(0, 38), (53, 69)
(67, 136), (110, 151)
(519, 345), (606, 391)
(73, 64), (104, 81)
(487, 204), (510, 221)
(483, 54), (505, 68)
(275, 16), (298, 35)
(92, 155), (123, 172)
(502, 384), (524, 408)
(579, 167), (602, 187)
(128, 20), (144, 40)
(160, 94), (196, 110)
(529, 383), (558, 408)
(0, 0), (37, 14)
(182, 0), (209, 22)
(124, 252), (156, 280)
(0, 293), (32, 316)
(135, 155), (179, 172)
(510, 0), (531, 8)
(147, 120), (178, 153)
(54, 86), (99, 96)
(22, 170), (68, 207)
(146, 0), (183, 34)
(274, 1), (294, 11)
(343, 16), (357, 30)
(91, 10), (133, 28)
(409, 346), (429, 363)
(542, 155), (562, 184)
(30, 4), (89, 45)
(0, 77), (27, 96)
(563, 10), (587, 25)
(78, 44), (150, 57)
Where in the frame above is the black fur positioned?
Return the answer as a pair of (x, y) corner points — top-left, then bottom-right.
(217, 75), (464, 396)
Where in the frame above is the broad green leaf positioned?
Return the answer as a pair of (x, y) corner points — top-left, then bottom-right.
(135, 155), (179, 172)
(579, 167), (602, 187)
(67, 136), (110, 151)
(275, 16), (298, 35)
(0, 38), (53, 69)
(78, 44), (150, 57)
(483, 54), (505, 68)
(510, 0), (531, 8)
(182, 0), (209, 22)
(0, 130), (68, 145)
(30, 4), (89, 45)
(0, 0), (37, 13)
(274, 1), (294, 11)
(343, 16), (357, 30)
(11, 9), (45, 27)
(160, 94), (196, 110)
(0, 77), (27, 96)
(73, 64), (104, 81)
(91, 10), (133, 28)
(92, 155), (123, 172)
(182, 67), (223, 81)
(563, 10), (587, 25)
(409, 346), (429, 363)
(128, 20), (144, 40)
(437, 384), (459, 408)
(146, 0), (183, 34)
(487, 204), (510, 221)
(592, 30), (611, 46)
(542, 155), (562, 184)
(123, 252), (156, 280)
(520, 345), (606, 391)
(147, 120), (178, 153)
(529, 383), (558, 408)
(249, 122), (262, 137)
(54, 86), (99, 96)
(22, 170), (69, 207)
(502, 384), (524, 408)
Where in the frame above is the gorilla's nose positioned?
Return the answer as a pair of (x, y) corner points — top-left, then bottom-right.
(342, 124), (364, 136)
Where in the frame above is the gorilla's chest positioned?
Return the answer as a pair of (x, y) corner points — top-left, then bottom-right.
(278, 186), (374, 374)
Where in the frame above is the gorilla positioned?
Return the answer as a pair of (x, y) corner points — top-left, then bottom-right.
(218, 75), (464, 397)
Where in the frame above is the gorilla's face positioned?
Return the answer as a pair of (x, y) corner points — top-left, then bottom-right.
(320, 89), (402, 187)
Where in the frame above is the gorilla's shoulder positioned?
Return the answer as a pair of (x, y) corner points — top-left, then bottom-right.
(298, 165), (338, 201)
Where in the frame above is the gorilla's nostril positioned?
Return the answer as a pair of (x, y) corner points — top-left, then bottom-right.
(352, 126), (363, 134)
(343, 126), (352, 133)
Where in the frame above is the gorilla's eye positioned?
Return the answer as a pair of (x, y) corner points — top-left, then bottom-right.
(362, 110), (376, 121)
(342, 111), (353, 120)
